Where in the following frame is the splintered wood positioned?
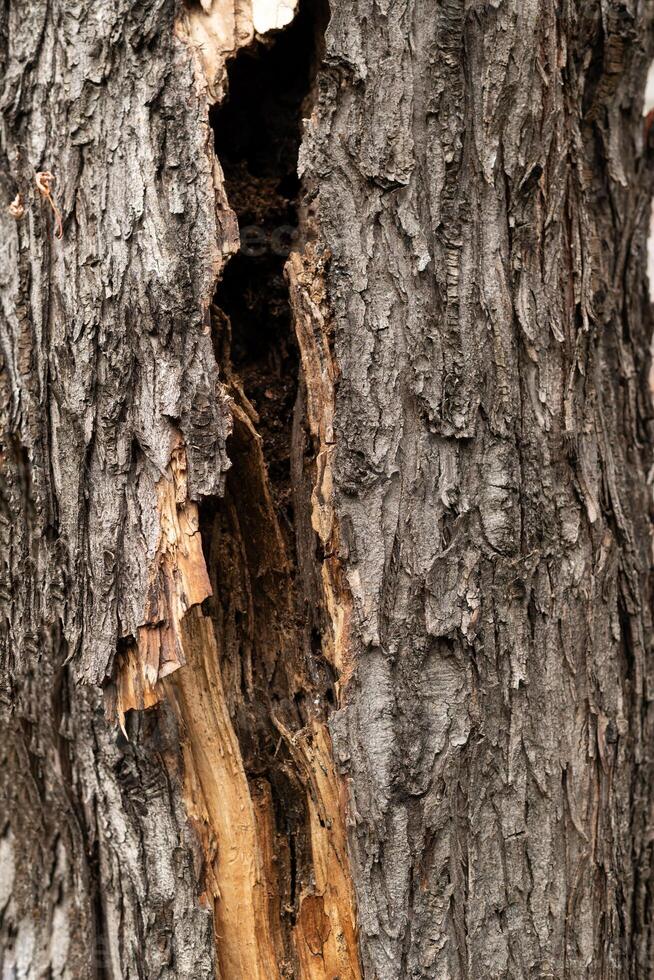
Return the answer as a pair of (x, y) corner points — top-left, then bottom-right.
(109, 438), (212, 732)
(109, 426), (360, 977)
(281, 719), (361, 980)
(168, 610), (280, 979)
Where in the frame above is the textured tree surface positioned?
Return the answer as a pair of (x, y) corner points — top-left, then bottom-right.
(1, 0), (654, 978)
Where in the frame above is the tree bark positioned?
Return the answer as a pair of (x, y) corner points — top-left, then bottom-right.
(1, 1), (653, 978)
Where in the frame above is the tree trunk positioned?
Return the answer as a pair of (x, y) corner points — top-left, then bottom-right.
(1, 0), (653, 977)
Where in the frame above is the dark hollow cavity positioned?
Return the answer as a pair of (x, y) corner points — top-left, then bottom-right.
(210, 0), (326, 523)
(202, 0), (335, 962)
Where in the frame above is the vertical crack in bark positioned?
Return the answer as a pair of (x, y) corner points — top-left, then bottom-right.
(104, 5), (359, 974)
(168, 3), (359, 977)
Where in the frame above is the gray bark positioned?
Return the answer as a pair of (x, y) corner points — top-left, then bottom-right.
(310, 3), (654, 977)
(2, 0), (654, 978)
(0, 0), (228, 976)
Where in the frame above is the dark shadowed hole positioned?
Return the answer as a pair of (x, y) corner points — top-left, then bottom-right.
(200, 0), (333, 950)
(209, 2), (327, 519)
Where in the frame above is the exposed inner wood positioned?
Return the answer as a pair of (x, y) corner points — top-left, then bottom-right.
(111, 2), (361, 976)
(168, 607), (280, 979)
(175, 0), (300, 101)
(196, 5), (360, 974)
(106, 438), (213, 732)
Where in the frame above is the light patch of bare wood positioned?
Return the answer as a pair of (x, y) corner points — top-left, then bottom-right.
(167, 609), (282, 980)
(175, 0), (299, 101)
(251, 0), (298, 34)
(111, 438), (212, 731)
(274, 717), (361, 980)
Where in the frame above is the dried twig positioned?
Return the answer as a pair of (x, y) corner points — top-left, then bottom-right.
(35, 170), (63, 239)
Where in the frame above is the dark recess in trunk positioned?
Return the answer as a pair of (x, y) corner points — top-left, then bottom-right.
(199, 3), (335, 970)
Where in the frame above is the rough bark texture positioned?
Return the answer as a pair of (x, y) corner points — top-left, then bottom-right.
(306, 3), (654, 977)
(1, 0), (654, 978)
(0, 1), (231, 976)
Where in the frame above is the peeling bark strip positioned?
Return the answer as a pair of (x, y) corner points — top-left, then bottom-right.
(108, 438), (213, 729)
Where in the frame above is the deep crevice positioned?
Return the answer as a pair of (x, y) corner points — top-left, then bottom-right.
(209, 0), (326, 526)
(200, 1), (337, 972)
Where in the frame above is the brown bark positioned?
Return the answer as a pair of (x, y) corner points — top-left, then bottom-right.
(1, 1), (654, 978)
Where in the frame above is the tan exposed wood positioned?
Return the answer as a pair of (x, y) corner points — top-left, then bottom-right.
(109, 439), (212, 730)
(109, 415), (360, 977)
(110, 432), (284, 976)
(169, 609), (281, 980)
(277, 719), (361, 980)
